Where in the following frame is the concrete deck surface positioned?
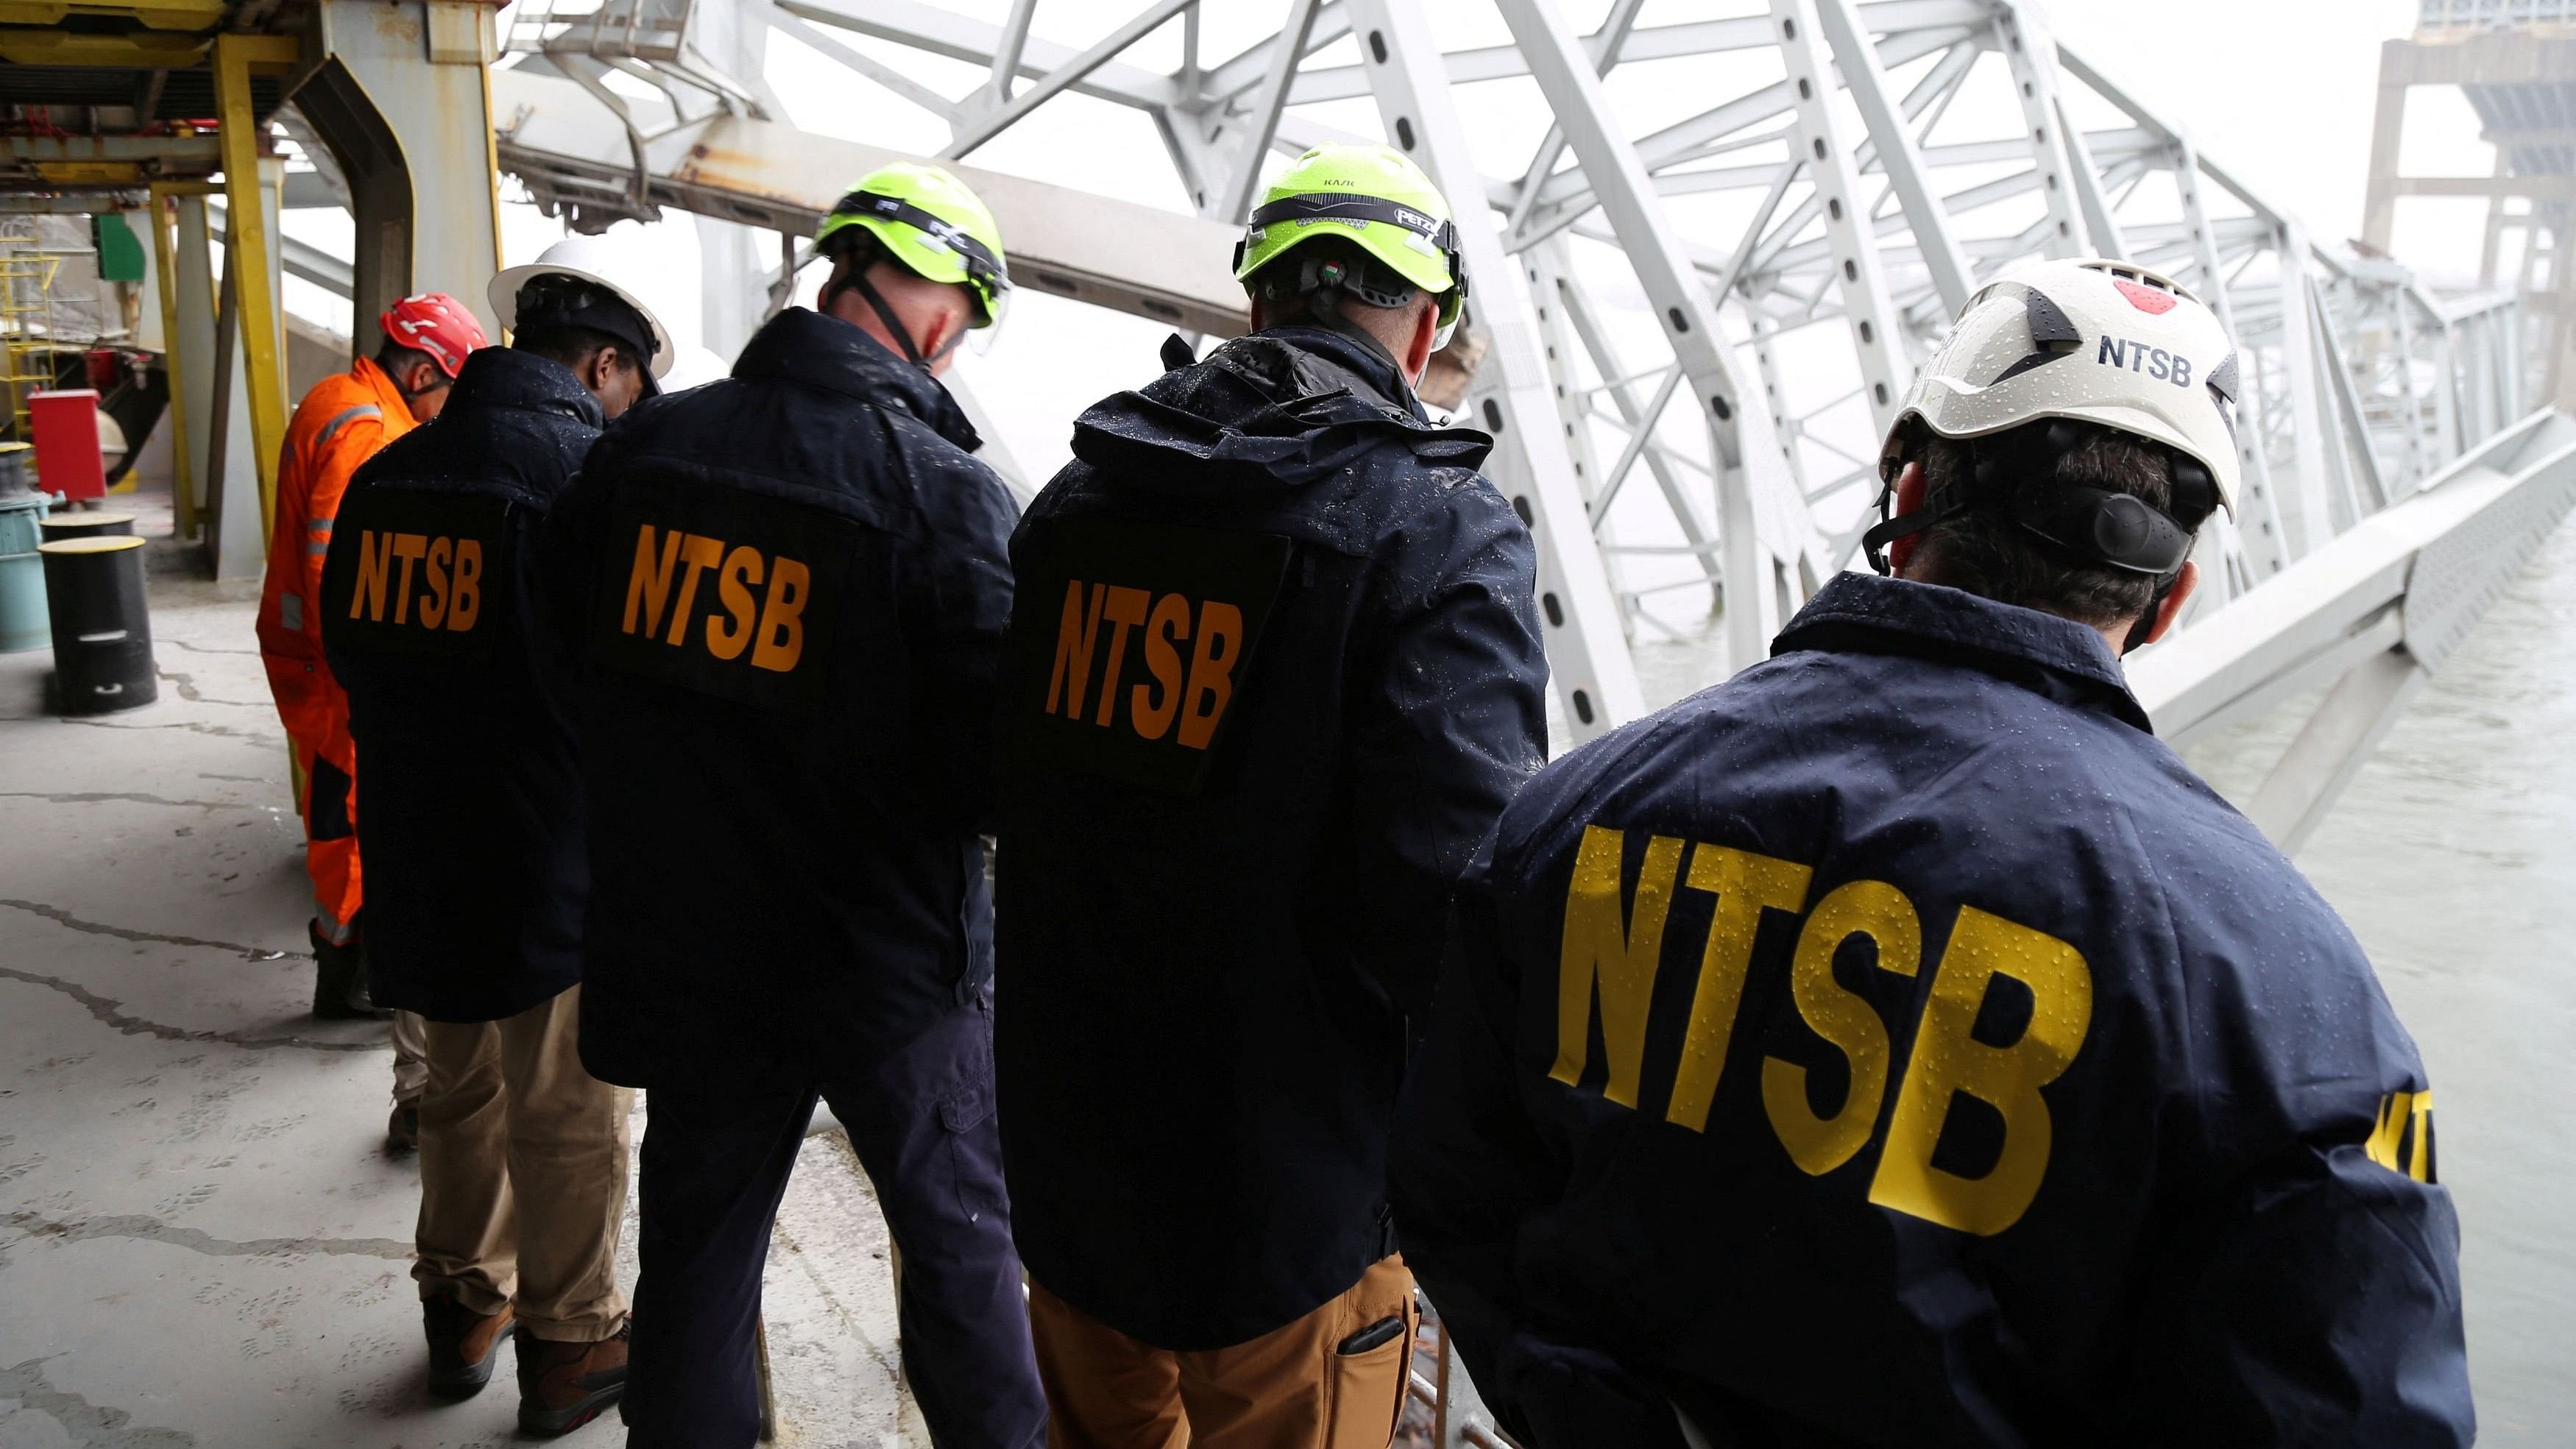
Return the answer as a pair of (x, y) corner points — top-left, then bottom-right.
(1, 517), (928, 1447)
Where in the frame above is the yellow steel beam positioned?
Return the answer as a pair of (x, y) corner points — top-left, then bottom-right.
(0, 27), (293, 68)
(144, 183), (191, 540)
(30, 160), (145, 184)
(4, 135), (220, 161)
(0, 0), (223, 29)
(214, 32), (285, 547)
(0, 28), (205, 65)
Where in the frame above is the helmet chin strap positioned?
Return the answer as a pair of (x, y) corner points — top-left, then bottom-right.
(825, 263), (964, 375)
(388, 364), (442, 415)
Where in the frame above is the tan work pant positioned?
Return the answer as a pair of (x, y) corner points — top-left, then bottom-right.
(411, 984), (633, 1341)
(391, 1009), (428, 1106)
(1030, 1254), (1418, 1449)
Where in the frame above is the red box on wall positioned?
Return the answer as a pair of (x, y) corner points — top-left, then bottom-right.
(30, 389), (105, 502)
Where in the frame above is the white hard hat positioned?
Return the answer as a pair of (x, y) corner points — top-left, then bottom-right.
(489, 234), (674, 380)
(1886, 257), (2240, 513)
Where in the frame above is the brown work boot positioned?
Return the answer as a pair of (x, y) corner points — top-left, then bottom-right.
(422, 1292), (513, 1398)
(516, 1317), (629, 1436)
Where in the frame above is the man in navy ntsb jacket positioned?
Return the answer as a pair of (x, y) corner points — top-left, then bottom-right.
(541, 164), (1044, 1449)
(324, 236), (670, 1436)
(994, 142), (1547, 1443)
(1391, 258), (2473, 1448)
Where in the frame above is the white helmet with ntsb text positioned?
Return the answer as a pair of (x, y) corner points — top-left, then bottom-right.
(1864, 257), (2241, 581)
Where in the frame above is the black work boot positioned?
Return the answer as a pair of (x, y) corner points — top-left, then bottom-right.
(423, 1292), (514, 1398)
(308, 920), (386, 1020)
(385, 1102), (421, 1155)
(516, 1317), (630, 1436)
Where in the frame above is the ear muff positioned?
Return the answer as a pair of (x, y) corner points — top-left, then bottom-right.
(1863, 417), (2207, 582)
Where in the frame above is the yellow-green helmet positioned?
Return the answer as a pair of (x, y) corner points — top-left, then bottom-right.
(815, 161), (1009, 327)
(1234, 143), (1468, 344)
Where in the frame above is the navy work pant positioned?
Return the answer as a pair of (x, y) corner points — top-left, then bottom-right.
(619, 998), (1045, 1448)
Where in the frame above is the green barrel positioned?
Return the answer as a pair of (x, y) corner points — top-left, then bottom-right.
(0, 489), (49, 653)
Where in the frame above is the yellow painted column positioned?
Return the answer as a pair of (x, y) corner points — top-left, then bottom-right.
(213, 34), (291, 550)
(144, 184), (194, 542)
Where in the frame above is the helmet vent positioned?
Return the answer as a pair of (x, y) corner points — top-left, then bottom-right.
(2077, 258), (2200, 307)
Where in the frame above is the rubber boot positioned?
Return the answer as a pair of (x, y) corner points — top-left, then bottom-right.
(309, 921), (386, 1021)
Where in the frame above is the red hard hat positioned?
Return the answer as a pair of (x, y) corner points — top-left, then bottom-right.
(379, 292), (489, 379)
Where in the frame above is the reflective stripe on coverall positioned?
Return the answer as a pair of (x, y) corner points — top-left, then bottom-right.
(256, 355), (413, 935)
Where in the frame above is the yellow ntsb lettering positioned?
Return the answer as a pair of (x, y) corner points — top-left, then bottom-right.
(2364, 1088), (2436, 1183)
(619, 522), (807, 673)
(1549, 826), (2095, 1236)
(1763, 879), (1919, 1175)
(1044, 578), (1250, 751)
(1666, 844), (1812, 1131)
(343, 528), (485, 634)
(1867, 905), (2092, 1236)
(1551, 826), (1685, 1108)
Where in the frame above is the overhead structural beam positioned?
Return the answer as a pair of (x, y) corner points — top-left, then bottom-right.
(1211, 0), (1322, 224)
(492, 68), (1248, 336)
(1340, 0), (1645, 737)
(1815, 0), (1971, 314)
(1774, 0), (1913, 436)
(1551, 250), (1721, 589)
(1995, 3), (2086, 258)
(778, 0), (1181, 110)
(941, 0), (1195, 160)
(1494, 0), (1812, 672)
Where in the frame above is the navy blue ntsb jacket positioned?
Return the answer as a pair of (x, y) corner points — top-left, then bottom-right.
(1392, 572), (2472, 1448)
(995, 326), (1549, 1350)
(544, 308), (1017, 1087)
(322, 347), (603, 1023)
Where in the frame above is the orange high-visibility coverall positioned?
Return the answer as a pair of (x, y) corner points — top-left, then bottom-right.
(256, 356), (416, 940)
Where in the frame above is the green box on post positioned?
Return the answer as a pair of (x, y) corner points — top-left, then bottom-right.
(93, 214), (146, 284)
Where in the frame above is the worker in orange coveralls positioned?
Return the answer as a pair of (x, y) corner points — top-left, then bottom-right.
(257, 292), (489, 1151)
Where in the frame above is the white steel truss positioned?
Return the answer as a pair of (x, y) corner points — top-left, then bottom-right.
(472, 0), (2561, 851)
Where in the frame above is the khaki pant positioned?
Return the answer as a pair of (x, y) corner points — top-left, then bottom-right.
(412, 984), (633, 1341)
(391, 1009), (428, 1106)
(1031, 1255), (1418, 1449)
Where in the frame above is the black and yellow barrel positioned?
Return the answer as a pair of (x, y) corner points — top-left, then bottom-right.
(39, 511), (137, 543)
(38, 534), (155, 713)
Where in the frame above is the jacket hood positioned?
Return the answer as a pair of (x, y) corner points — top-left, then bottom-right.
(732, 305), (982, 453)
(450, 345), (607, 429)
(1069, 325), (1491, 496)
